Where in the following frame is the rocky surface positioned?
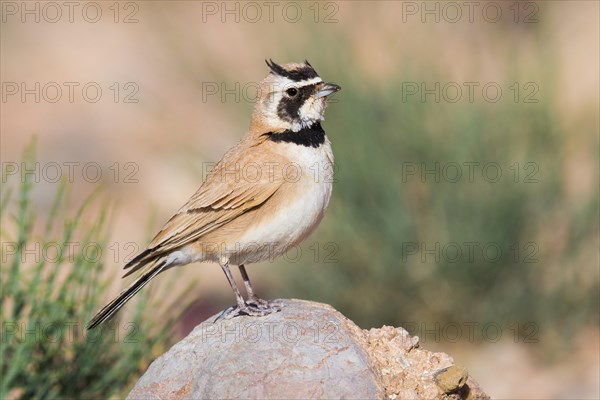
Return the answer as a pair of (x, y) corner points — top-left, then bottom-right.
(127, 299), (489, 399)
(364, 325), (489, 399)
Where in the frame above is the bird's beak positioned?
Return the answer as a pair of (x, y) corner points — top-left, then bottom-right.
(315, 82), (341, 98)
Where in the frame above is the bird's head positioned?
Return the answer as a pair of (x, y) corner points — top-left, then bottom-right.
(252, 60), (341, 133)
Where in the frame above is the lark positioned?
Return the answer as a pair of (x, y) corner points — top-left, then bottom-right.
(88, 60), (340, 329)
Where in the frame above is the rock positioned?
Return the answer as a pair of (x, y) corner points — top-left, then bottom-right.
(365, 325), (489, 399)
(128, 299), (382, 399)
(434, 365), (469, 393)
(127, 299), (489, 400)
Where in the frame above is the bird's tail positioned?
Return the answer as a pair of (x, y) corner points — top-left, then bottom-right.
(87, 260), (168, 330)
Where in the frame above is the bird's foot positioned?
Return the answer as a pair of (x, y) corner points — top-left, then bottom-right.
(246, 296), (284, 311)
(214, 299), (282, 322)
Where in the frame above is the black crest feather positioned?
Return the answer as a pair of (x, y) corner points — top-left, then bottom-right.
(265, 59), (319, 82)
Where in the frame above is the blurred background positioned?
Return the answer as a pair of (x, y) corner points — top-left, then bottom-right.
(1, 1), (598, 398)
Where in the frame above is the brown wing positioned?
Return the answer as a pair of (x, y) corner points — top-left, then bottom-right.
(123, 140), (285, 276)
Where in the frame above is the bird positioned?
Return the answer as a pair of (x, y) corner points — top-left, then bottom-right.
(87, 60), (341, 329)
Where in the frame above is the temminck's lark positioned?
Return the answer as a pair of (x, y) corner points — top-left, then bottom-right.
(87, 60), (340, 329)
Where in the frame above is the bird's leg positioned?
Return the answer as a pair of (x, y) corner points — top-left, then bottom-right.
(239, 264), (283, 311)
(238, 264), (267, 308)
(216, 259), (278, 320)
(219, 258), (246, 309)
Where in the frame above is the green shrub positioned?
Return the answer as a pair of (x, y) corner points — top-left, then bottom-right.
(0, 140), (185, 398)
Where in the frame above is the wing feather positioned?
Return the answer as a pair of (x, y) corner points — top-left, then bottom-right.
(123, 141), (285, 275)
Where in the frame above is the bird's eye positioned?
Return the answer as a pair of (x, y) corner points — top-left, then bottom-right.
(286, 88), (298, 97)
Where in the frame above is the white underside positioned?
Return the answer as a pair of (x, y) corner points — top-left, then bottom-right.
(230, 140), (333, 264)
